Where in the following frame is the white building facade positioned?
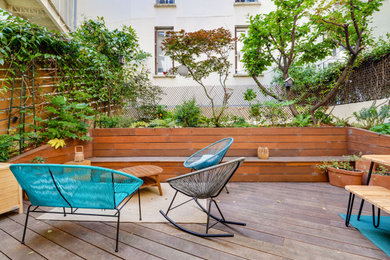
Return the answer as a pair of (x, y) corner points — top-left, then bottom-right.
(76, 0), (279, 109)
(76, 0), (389, 112)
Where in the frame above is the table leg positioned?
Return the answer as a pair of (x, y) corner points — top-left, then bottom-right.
(357, 161), (375, 220)
(156, 175), (163, 196)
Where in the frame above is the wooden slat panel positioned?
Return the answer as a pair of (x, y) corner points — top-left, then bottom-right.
(92, 135), (347, 144)
(91, 158), (328, 182)
(91, 127), (347, 137)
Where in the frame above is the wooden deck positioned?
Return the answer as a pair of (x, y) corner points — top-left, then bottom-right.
(0, 182), (388, 260)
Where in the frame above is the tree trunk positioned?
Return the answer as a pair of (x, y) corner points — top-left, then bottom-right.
(283, 72), (299, 117)
(309, 55), (357, 124)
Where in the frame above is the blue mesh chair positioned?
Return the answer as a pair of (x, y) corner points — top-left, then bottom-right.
(184, 137), (233, 193)
(160, 157), (246, 237)
(184, 137), (233, 170)
(10, 164), (143, 252)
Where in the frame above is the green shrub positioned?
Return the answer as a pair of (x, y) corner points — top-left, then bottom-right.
(173, 99), (201, 127)
(39, 96), (94, 141)
(353, 105), (390, 129)
(370, 123), (390, 135)
(0, 134), (14, 162)
(315, 108), (333, 124)
(290, 114), (313, 127)
(155, 105), (171, 120)
(116, 116), (135, 128)
(257, 100), (293, 125)
(149, 118), (176, 128)
(96, 114), (120, 128)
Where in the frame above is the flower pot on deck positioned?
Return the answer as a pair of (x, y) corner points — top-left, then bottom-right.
(370, 174), (390, 189)
(327, 167), (364, 188)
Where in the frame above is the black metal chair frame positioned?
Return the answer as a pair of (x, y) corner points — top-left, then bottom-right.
(345, 161), (381, 228)
(22, 170), (142, 252)
(160, 158), (246, 237)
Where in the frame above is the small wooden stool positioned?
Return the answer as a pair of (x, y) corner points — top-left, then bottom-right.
(119, 165), (163, 196)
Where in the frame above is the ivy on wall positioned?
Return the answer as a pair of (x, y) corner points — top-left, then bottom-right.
(0, 9), (161, 155)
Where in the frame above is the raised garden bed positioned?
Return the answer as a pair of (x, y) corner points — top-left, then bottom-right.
(10, 127), (390, 182)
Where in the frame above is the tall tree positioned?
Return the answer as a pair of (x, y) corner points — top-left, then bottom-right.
(162, 28), (235, 126)
(309, 0), (384, 123)
(241, 0), (333, 116)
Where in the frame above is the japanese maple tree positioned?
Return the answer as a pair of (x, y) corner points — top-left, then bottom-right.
(162, 28), (235, 126)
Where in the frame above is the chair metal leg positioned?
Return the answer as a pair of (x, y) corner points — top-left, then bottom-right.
(159, 209), (234, 237)
(115, 210), (120, 252)
(138, 189), (142, 221)
(372, 205), (380, 228)
(225, 186), (229, 194)
(345, 193), (355, 227)
(166, 190), (178, 215)
(22, 205), (33, 244)
(63, 207), (66, 217)
(194, 198), (246, 226)
(205, 199), (212, 234)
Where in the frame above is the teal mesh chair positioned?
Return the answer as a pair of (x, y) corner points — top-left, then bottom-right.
(184, 137), (233, 170)
(184, 137), (233, 193)
(10, 164), (143, 252)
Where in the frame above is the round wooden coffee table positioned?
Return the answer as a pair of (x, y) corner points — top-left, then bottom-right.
(119, 165), (163, 196)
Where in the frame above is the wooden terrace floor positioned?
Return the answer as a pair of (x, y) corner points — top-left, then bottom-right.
(0, 182), (389, 260)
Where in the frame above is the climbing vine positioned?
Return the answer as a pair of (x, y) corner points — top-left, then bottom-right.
(0, 9), (159, 152)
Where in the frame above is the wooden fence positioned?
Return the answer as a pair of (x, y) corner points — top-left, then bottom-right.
(0, 66), (59, 135)
(8, 126), (390, 182)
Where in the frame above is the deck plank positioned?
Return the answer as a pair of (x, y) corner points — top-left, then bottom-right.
(0, 218), (83, 260)
(0, 182), (389, 259)
(8, 213), (120, 260)
(0, 251), (9, 260)
(0, 229), (45, 260)
(107, 222), (244, 260)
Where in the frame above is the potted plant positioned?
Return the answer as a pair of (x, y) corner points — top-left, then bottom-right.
(318, 154), (364, 188)
(370, 166), (390, 189)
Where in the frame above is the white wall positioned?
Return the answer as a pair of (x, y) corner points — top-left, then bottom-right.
(76, 0), (390, 94)
(0, 0), (6, 9)
(76, 0), (274, 89)
(329, 98), (390, 123)
(371, 0), (390, 38)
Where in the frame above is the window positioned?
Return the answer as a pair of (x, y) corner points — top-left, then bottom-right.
(157, 0), (175, 4)
(235, 26), (249, 75)
(155, 27), (174, 75)
(235, 0), (258, 2)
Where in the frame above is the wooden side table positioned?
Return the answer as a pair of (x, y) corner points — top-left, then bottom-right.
(119, 165), (163, 196)
(0, 163), (23, 215)
(64, 160), (91, 166)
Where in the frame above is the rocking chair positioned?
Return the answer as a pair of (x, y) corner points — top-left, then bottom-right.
(184, 137), (233, 193)
(160, 157), (246, 237)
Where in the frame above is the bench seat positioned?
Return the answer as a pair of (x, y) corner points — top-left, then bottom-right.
(90, 156), (346, 182)
(346, 185), (390, 215)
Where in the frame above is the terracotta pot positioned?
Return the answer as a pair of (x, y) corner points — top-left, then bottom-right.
(370, 174), (390, 189)
(327, 167), (364, 188)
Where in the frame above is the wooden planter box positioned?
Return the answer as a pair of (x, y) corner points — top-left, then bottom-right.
(370, 174), (390, 189)
(0, 163), (23, 215)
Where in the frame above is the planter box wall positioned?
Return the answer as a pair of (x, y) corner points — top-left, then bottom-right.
(347, 127), (390, 155)
(91, 127), (348, 158)
(9, 139), (93, 164)
(90, 127), (348, 182)
(10, 126), (390, 183)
